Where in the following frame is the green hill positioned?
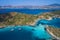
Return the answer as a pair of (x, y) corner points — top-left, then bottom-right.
(0, 12), (38, 27)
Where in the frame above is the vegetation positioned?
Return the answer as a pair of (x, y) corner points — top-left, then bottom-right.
(47, 26), (60, 37)
(0, 12), (39, 26)
(38, 10), (60, 19)
(51, 10), (60, 15)
(39, 11), (60, 38)
(0, 10), (60, 27)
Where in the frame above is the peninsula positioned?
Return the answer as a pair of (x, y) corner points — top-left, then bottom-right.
(0, 10), (60, 39)
(47, 26), (60, 39)
(0, 10), (60, 27)
(0, 12), (39, 27)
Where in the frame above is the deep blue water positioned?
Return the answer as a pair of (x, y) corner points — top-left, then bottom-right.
(0, 25), (51, 40)
(0, 9), (60, 40)
(0, 9), (56, 14)
(38, 18), (60, 28)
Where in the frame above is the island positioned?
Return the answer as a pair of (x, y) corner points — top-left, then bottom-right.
(47, 26), (60, 39)
(0, 10), (60, 39)
(42, 10), (60, 39)
(0, 12), (39, 27)
(0, 10), (60, 26)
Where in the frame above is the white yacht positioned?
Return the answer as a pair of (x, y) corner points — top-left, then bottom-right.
(18, 28), (21, 31)
(10, 29), (14, 31)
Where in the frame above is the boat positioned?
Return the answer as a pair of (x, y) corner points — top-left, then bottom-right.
(18, 28), (21, 31)
(10, 29), (14, 31)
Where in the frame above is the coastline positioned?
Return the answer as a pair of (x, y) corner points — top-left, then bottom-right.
(0, 11), (60, 39)
(0, 17), (41, 29)
(46, 26), (60, 40)
(0, 11), (60, 28)
(0, 17), (60, 39)
(0, 26), (5, 29)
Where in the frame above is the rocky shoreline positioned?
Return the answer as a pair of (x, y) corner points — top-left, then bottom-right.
(0, 18), (40, 29)
(46, 26), (60, 40)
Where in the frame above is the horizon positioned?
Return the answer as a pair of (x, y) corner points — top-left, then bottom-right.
(0, 3), (60, 6)
(0, 0), (60, 6)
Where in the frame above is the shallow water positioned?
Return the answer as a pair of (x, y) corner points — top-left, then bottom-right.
(0, 9), (60, 40)
(39, 18), (60, 28)
(0, 24), (52, 40)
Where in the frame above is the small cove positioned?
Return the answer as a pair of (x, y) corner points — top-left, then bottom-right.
(0, 9), (60, 40)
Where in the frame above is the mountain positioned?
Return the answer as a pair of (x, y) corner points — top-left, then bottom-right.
(40, 4), (60, 9)
(48, 4), (60, 6)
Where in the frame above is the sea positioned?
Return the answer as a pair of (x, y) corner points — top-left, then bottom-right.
(0, 9), (60, 40)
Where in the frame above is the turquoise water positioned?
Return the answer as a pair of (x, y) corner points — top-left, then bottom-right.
(0, 18), (60, 40)
(0, 9), (60, 40)
(32, 24), (51, 39)
(0, 24), (51, 40)
(38, 18), (60, 28)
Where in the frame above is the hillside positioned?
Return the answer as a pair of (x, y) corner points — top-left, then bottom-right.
(39, 4), (60, 9)
(0, 12), (39, 27)
(0, 10), (60, 28)
(47, 26), (60, 38)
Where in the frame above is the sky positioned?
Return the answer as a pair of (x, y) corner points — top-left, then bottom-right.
(0, 0), (60, 6)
